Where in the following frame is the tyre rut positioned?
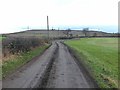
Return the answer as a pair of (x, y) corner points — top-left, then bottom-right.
(38, 42), (59, 88)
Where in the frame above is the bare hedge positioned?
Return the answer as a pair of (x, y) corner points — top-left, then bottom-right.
(2, 36), (50, 57)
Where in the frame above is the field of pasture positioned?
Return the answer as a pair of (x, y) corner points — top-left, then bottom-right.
(65, 38), (118, 88)
(0, 34), (2, 40)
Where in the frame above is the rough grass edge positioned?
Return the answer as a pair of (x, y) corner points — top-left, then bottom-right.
(2, 44), (51, 78)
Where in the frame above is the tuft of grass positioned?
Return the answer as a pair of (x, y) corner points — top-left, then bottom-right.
(65, 38), (118, 88)
(2, 45), (49, 78)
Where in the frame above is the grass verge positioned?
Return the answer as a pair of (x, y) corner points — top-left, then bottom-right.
(65, 38), (118, 88)
(2, 45), (50, 78)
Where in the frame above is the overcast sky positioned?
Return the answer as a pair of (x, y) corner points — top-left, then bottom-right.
(0, 0), (119, 33)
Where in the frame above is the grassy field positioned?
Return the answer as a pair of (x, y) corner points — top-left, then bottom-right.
(0, 35), (6, 41)
(2, 45), (49, 78)
(65, 38), (118, 88)
(0, 37), (2, 41)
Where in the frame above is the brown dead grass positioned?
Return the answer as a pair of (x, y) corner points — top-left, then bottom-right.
(100, 73), (118, 88)
(2, 54), (18, 62)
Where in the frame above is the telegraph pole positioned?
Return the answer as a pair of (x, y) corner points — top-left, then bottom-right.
(58, 28), (59, 38)
(47, 16), (49, 39)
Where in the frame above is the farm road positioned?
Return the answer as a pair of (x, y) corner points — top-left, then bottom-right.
(3, 41), (97, 88)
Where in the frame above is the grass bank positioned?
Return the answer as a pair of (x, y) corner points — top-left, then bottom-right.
(65, 38), (118, 88)
(2, 45), (49, 78)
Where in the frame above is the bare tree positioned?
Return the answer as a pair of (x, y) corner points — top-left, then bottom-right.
(82, 28), (89, 37)
(93, 33), (97, 37)
(66, 28), (71, 38)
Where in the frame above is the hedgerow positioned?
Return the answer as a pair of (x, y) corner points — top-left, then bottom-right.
(2, 36), (50, 57)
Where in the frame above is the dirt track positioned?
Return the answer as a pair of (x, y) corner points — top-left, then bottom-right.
(3, 41), (98, 88)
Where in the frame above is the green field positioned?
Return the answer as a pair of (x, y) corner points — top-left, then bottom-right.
(65, 38), (118, 88)
(0, 36), (2, 41)
(2, 45), (49, 78)
(0, 35), (6, 41)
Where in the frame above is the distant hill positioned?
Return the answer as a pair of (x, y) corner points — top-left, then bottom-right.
(2, 29), (118, 38)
